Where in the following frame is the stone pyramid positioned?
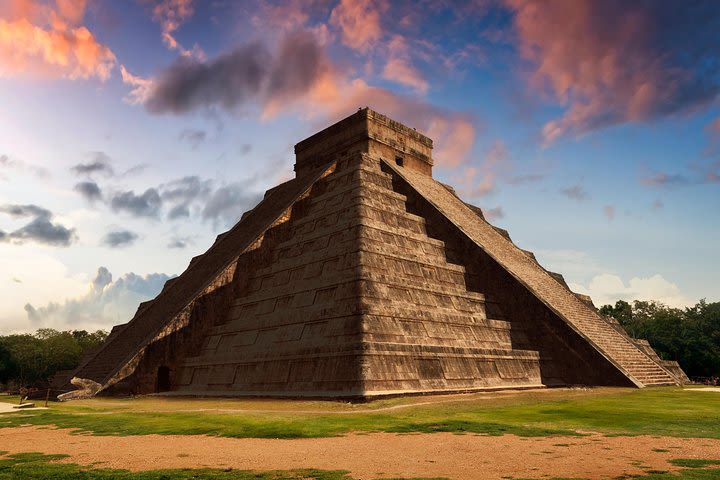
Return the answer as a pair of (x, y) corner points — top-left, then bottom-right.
(58, 109), (687, 400)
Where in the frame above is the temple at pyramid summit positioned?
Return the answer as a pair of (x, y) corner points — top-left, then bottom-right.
(56, 108), (689, 400)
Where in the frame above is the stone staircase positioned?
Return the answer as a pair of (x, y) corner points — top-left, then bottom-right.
(383, 158), (676, 387)
(353, 156), (544, 391)
(65, 162), (337, 392)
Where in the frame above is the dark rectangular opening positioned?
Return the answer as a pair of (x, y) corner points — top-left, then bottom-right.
(395, 156), (404, 166)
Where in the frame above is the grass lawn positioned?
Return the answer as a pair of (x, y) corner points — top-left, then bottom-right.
(0, 452), (719, 480)
(0, 387), (718, 439)
(0, 452), (447, 480)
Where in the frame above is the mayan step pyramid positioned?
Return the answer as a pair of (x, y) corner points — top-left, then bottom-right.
(58, 108), (687, 400)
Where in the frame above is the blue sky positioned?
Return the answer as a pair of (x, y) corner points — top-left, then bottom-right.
(1, 0), (719, 334)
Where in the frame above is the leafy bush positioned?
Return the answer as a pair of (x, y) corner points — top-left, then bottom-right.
(600, 299), (720, 378)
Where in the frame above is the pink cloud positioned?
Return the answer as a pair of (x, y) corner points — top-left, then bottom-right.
(504, 0), (720, 145)
(139, 23), (476, 167)
(151, 0), (203, 58)
(484, 206), (504, 221)
(603, 205), (615, 221)
(301, 69), (475, 166)
(452, 140), (510, 197)
(329, 0), (387, 53)
(55, 0), (87, 25)
(381, 35), (428, 94)
(0, 0), (116, 80)
(120, 65), (153, 105)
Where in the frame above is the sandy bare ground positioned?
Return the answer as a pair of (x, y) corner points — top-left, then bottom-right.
(1, 427), (720, 479)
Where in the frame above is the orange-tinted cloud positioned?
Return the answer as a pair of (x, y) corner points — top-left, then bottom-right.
(329, 0), (386, 53)
(55, 0), (87, 25)
(302, 67), (475, 166)
(0, 0), (115, 80)
(151, 0), (201, 58)
(140, 23), (475, 167)
(505, 0), (720, 145)
(453, 140), (509, 197)
(381, 35), (428, 94)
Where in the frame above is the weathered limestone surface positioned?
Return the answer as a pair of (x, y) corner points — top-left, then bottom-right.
(58, 108), (684, 399)
(382, 159), (676, 387)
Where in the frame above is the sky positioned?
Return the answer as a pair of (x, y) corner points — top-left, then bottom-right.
(0, 0), (719, 334)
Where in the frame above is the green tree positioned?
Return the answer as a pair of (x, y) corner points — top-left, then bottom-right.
(0, 342), (17, 385)
(1, 334), (44, 386)
(601, 299), (720, 378)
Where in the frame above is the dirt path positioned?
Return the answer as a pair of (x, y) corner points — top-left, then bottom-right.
(2, 427), (720, 479)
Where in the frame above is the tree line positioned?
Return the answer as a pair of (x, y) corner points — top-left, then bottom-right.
(600, 299), (720, 379)
(0, 329), (107, 389)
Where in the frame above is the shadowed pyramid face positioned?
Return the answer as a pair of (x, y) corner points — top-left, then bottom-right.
(59, 110), (682, 400)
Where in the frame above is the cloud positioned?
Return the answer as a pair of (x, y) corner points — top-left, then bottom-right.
(570, 273), (692, 308)
(453, 140), (511, 198)
(504, 0), (720, 144)
(101, 229), (138, 248)
(178, 128), (206, 148)
(0, 203), (76, 246)
(507, 174), (544, 185)
(302, 70), (477, 166)
(603, 205), (615, 221)
(137, 27), (476, 166)
(167, 236), (190, 248)
(702, 160), (720, 183)
(0, 204), (51, 218)
(145, 29), (327, 119)
(120, 65), (153, 105)
(483, 206), (504, 221)
(262, 29), (326, 116)
(71, 152), (114, 176)
(560, 185), (588, 201)
(329, 0), (386, 53)
(110, 189), (163, 218)
(159, 175), (213, 220)
(381, 35), (428, 94)
(0, 0), (116, 80)
(640, 172), (690, 187)
(74, 181), (102, 202)
(201, 182), (263, 228)
(0, 153), (48, 179)
(0, 247), (89, 332)
(639, 165), (720, 187)
(151, 0), (201, 58)
(145, 43), (269, 115)
(534, 249), (606, 279)
(23, 266), (174, 329)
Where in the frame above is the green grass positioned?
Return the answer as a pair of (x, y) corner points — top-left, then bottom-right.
(669, 460), (720, 468)
(7, 451), (718, 480)
(1, 387), (718, 439)
(0, 452), (445, 480)
(5, 453), (715, 480)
